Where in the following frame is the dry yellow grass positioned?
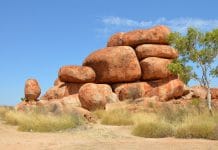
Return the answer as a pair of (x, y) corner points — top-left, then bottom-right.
(94, 109), (134, 125)
(0, 106), (84, 132)
(93, 103), (218, 140)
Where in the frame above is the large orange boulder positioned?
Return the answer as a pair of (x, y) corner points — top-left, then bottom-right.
(147, 78), (185, 101)
(107, 25), (171, 47)
(40, 83), (83, 100)
(25, 79), (41, 101)
(78, 83), (119, 110)
(83, 46), (141, 83)
(58, 65), (96, 83)
(135, 44), (178, 60)
(112, 82), (152, 101)
(140, 57), (172, 80)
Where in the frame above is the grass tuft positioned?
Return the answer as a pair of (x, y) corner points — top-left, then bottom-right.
(132, 112), (174, 138)
(0, 106), (13, 118)
(95, 103), (218, 139)
(0, 107), (84, 132)
(175, 114), (217, 139)
(132, 121), (173, 138)
(157, 104), (189, 123)
(98, 109), (134, 126)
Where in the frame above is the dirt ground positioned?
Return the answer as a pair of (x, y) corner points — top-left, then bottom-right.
(0, 120), (218, 150)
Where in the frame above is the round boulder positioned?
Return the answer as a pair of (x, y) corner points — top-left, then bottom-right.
(58, 65), (96, 83)
(83, 46), (141, 83)
(140, 57), (172, 80)
(112, 82), (153, 101)
(25, 79), (41, 101)
(147, 78), (185, 101)
(40, 83), (83, 100)
(107, 25), (171, 47)
(135, 44), (178, 60)
(78, 83), (119, 110)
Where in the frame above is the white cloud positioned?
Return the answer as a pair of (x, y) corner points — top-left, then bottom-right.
(98, 16), (218, 37)
(102, 16), (153, 27)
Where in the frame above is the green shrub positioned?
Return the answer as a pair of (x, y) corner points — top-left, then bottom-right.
(100, 109), (134, 126)
(20, 97), (27, 102)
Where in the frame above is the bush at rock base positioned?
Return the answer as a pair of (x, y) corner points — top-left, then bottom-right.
(0, 107), (84, 132)
(96, 109), (134, 126)
(93, 101), (218, 140)
(132, 120), (174, 138)
(175, 113), (218, 139)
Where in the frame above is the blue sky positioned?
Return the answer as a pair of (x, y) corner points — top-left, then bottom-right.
(0, 0), (218, 105)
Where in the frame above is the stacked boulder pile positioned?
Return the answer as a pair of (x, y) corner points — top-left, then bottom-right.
(16, 25), (217, 120)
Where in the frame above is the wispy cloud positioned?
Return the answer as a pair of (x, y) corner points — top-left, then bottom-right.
(102, 16), (153, 27)
(97, 16), (218, 37)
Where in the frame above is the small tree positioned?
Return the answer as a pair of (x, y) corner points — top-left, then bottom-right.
(168, 27), (218, 113)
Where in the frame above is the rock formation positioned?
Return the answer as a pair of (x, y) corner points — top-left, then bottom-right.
(83, 46), (141, 83)
(135, 44), (178, 60)
(107, 25), (171, 47)
(211, 88), (218, 99)
(58, 65), (96, 83)
(24, 79), (41, 101)
(112, 82), (152, 101)
(18, 25), (218, 121)
(78, 83), (118, 110)
(140, 57), (173, 80)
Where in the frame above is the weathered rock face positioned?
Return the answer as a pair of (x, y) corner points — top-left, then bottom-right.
(78, 83), (119, 110)
(147, 78), (185, 101)
(135, 44), (178, 60)
(25, 79), (41, 101)
(48, 102), (96, 122)
(107, 25), (171, 47)
(61, 94), (81, 107)
(140, 57), (172, 80)
(54, 78), (64, 86)
(211, 88), (218, 99)
(58, 65), (96, 83)
(112, 82), (153, 101)
(191, 86), (207, 99)
(107, 32), (124, 47)
(40, 83), (83, 100)
(83, 46), (141, 83)
(189, 86), (218, 100)
(15, 100), (95, 122)
(15, 101), (37, 111)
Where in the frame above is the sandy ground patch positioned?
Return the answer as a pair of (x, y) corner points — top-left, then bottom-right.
(0, 120), (218, 150)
